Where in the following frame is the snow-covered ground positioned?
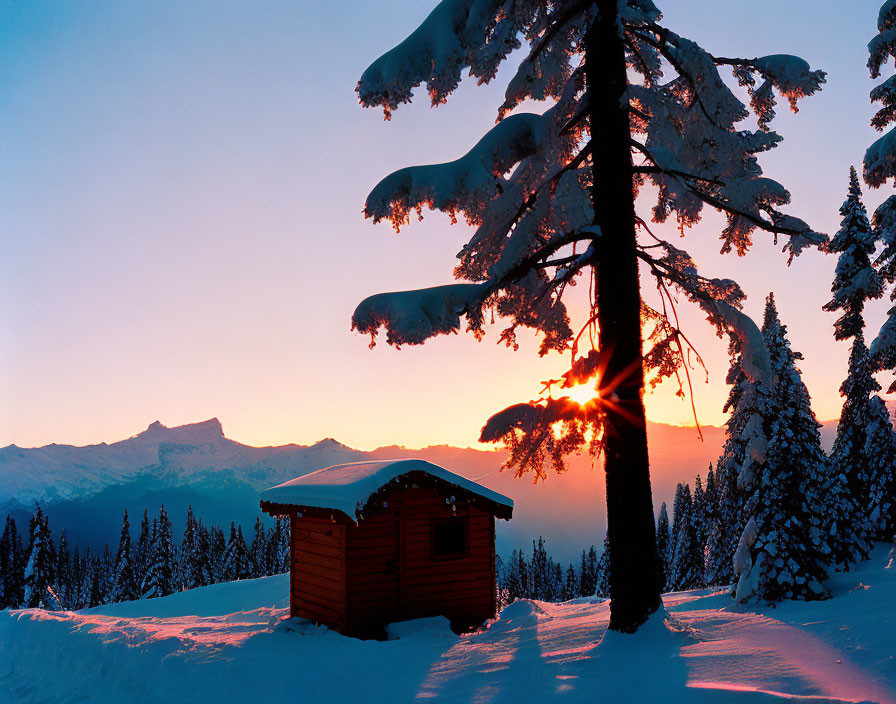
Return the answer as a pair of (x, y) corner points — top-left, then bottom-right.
(1, 548), (894, 704)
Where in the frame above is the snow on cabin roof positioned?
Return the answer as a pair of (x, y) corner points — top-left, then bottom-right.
(260, 458), (513, 521)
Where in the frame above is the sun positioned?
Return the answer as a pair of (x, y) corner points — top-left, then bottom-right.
(561, 380), (601, 406)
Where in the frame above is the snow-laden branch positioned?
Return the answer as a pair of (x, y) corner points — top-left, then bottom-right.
(865, 128), (896, 187)
(498, 8), (587, 120)
(637, 240), (771, 385)
(869, 0), (896, 78)
(364, 112), (550, 230)
(709, 302), (772, 386)
(478, 395), (605, 479)
(870, 305), (896, 388)
(631, 22), (824, 128)
(357, 0), (520, 119)
(352, 282), (488, 348)
(731, 55), (826, 128)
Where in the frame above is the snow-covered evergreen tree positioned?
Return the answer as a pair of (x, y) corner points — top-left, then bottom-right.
(352, 0), (825, 633)
(179, 506), (204, 590)
(734, 295), (830, 602)
(552, 562), (563, 601)
(146, 506), (176, 598)
(274, 518), (289, 574)
(134, 509), (152, 596)
(594, 536), (610, 598)
(72, 547), (90, 611)
(655, 502), (671, 589)
(23, 506), (56, 609)
(562, 564), (578, 601)
(0, 516), (24, 609)
(507, 548), (528, 601)
(222, 523), (250, 582)
(707, 336), (767, 588)
(867, 395), (896, 537)
(529, 537), (552, 600)
(864, 3), (896, 386)
(249, 516), (268, 578)
(827, 336), (878, 565)
(692, 474), (707, 557)
(55, 531), (72, 609)
(112, 510), (139, 603)
(702, 465), (719, 575)
(205, 522), (224, 585)
(824, 167), (884, 341)
(87, 552), (105, 608)
(578, 546), (597, 598)
(668, 484), (701, 591)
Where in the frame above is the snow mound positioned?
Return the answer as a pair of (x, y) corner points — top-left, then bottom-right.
(386, 615), (454, 640)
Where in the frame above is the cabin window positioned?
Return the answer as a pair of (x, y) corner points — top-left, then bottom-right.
(432, 518), (468, 559)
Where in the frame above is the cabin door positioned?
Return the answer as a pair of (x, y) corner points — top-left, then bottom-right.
(371, 514), (402, 626)
(347, 511), (403, 634)
(389, 515), (404, 621)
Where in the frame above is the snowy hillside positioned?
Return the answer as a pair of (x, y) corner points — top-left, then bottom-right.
(2, 546), (894, 703)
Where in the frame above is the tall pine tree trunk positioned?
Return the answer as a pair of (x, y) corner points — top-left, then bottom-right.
(587, 0), (663, 632)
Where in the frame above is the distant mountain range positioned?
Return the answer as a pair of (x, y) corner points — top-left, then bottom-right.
(1, 408), (891, 563)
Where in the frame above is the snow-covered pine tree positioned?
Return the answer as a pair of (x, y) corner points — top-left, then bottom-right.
(552, 562), (563, 601)
(0, 515), (23, 610)
(669, 484), (686, 556)
(55, 530), (72, 609)
(205, 522), (224, 585)
(275, 518), (289, 574)
(146, 506), (176, 598)
(734, 295), (830, 602)
(352, 0), (825, 633)
(655, 502), (671, 589)
(706, 337), (764, 588)
(134, 509), (151, 596)
(562, 563), (579, 601)
(249, 516), (267, 578)
(87, 552), (105, 608)
(264, 524), (278, 577)
(503, 549), (523, 602)
(23, 506), (56, 608)
(824, 167), (884, 341)
(702, 464), (718, 575)
(494, 553), (506, 606)
(867, 395), (896, 537)
(516, 547), (531, 599)
(594, 535), (610, 598)
(69, 546), (87, 610)
(668, 483), (701, 590)
(101, 545), (115, 604)
(112, 510), (139, 603)
(827, 336), (878, 565)
(179, 506), (204, 590)
(222, 523), (251, 582)
(692, 474), (706, 557)
(864, 3), (896, 386)
(578, 546), (597, 598)
(530, 537), (549, 600)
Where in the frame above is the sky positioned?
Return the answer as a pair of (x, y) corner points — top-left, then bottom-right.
(2, 0), (895, 451)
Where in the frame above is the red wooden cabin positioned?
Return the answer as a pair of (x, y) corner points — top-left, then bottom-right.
(260, 458), (513, 638)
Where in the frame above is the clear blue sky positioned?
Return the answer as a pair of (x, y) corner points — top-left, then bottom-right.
(1, 0), (893, 449)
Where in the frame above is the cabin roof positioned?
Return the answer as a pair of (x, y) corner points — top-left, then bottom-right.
(259, 458), (513, 521)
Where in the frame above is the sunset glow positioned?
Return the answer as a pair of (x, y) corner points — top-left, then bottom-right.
(560, 380), (602, 406)
(2, 0), (895, 453)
